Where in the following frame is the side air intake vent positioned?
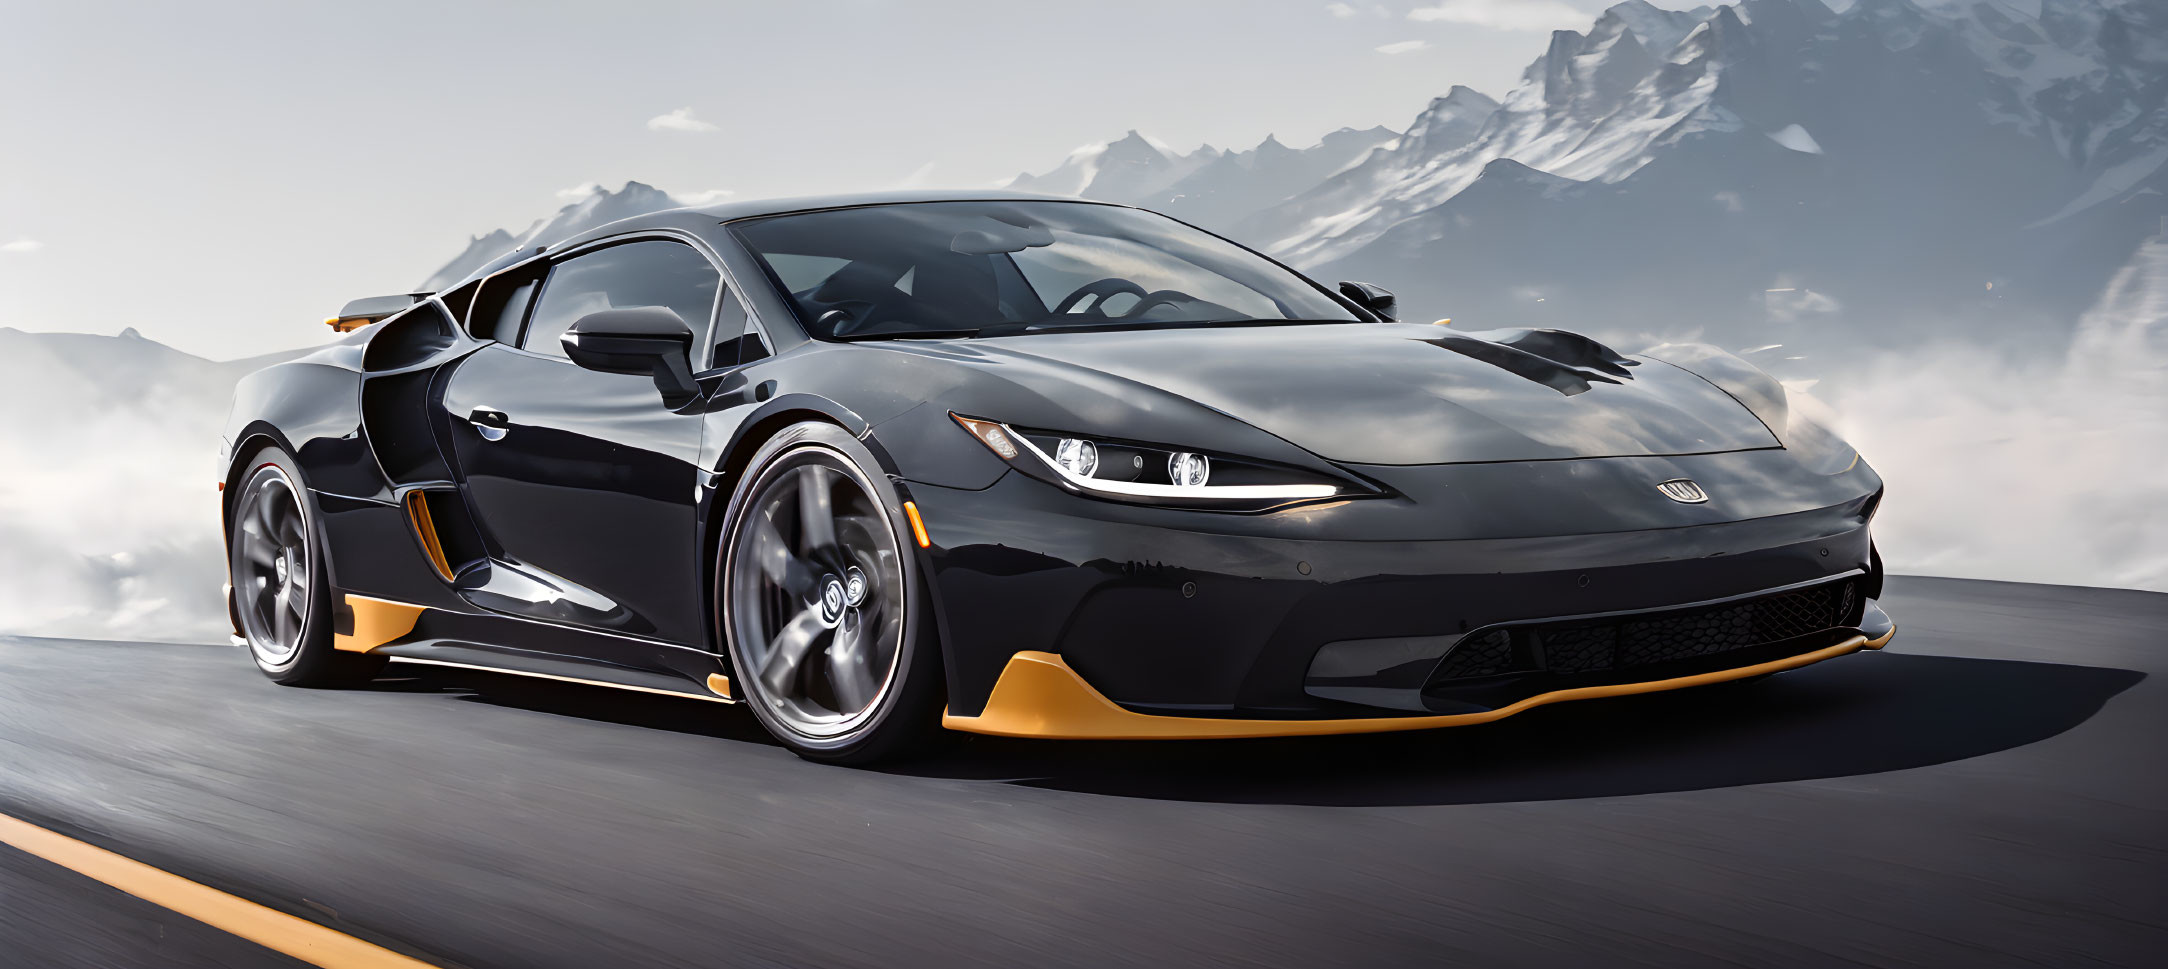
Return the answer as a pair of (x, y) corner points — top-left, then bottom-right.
(403, 489), (484, 581)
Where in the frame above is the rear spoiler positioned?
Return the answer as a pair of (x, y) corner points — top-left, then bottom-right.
(325, 293), (432, 332)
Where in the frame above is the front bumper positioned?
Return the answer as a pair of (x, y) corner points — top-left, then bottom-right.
(907, 452), (1886, 726)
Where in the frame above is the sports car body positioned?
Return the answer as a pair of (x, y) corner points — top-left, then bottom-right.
(222, 191), (1894, 762)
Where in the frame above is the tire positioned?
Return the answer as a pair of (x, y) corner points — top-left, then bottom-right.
(718, 423), (945, 764)
(227, 446), (386, 688)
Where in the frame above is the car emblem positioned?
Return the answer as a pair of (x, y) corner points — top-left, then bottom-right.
(1657, 478), (1709, 503)
(819, 577), (848, 624)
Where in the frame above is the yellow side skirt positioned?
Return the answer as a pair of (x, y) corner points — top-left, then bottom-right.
(333, 594), (426, 653)
(942, 627), (1895, 740)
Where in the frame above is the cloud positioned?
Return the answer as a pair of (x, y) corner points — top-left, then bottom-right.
(555, 181), (604, 201)
(1, 239), (43, 253)
(647, 107), (718, 133)
(1408, 0), (1586, 31)
(1375, 39), (1431, 54)
(674, 188), (736, 205)
(1325, 2), (1358, 16)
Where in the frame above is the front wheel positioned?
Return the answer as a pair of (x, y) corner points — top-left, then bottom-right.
(228, 447), (384, 687)
(719, 423), (944, 764)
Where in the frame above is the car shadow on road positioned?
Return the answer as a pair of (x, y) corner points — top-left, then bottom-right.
(367, 667), (783, 747)
(890, 652), (2147, 806)
(369, 652), (2143, 807)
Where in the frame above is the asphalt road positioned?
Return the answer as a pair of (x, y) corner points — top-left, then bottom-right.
(1, 575), (2161, 968)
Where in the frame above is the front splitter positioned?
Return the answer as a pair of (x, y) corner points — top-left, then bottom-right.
(941, 626), (1895, 740)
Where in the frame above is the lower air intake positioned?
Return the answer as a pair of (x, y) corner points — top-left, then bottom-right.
(1430, 580), (1860, 685)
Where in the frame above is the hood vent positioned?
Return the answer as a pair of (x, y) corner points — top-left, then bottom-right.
(1419, 328), (1637, 397)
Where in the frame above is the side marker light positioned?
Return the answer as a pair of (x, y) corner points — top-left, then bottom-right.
(903, 501), (931, 548)
(951, 414), (1019, 460)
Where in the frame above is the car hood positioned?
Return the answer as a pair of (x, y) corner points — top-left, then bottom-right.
(957, 323), (1778, 465)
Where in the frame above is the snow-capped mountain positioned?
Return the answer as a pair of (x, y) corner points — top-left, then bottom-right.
(1005, 0), (2165, 356)
(419, 181), (687, 291)
(415, 1), (2161, 361)
(1144, 125), (1402, 234)
(1000, 125), (1408, 235)
(1003, 131), (1223, 204)
(1302, 0), (2164, 352)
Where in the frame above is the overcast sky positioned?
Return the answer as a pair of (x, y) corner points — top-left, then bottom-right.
(2, 0), (1660, 358)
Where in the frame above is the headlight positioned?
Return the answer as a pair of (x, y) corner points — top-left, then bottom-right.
(952, 414), (1351, 509)
(1055, 437), (1099, 477)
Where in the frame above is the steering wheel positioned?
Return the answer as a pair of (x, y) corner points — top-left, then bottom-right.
(816, 299), (880, 337)
(1051, 278), (1148, 316)
(1119, 290), (1199, 318)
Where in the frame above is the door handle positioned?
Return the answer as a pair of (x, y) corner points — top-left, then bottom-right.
(468, 407), (510, 441)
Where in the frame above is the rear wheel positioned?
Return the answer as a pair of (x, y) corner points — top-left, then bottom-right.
(228, 447), (384, 687)
(720, 423), (943, 763)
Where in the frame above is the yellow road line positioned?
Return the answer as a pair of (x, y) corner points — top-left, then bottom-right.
(0, 811), (439, 969)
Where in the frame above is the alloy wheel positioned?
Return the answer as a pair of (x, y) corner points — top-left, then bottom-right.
(232, 464), (314, 670)
(726, 449), (907, 740)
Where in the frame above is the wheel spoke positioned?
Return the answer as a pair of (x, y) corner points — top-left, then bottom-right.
(277, 504), (306, 547)
(251, 575), (277, 616)
(243, 537), (278, 568)
(273, 589), (295, 645)
(255, 491), (282, 539)
(825, 614), (879, 713)
(759, 606), (829, 696)
(751, 510), (818, 598)
(796, 466), (837, 555)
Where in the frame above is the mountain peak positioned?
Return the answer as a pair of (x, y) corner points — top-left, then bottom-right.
(1428, 87), (1503, 116)
(1110, 130), (1160, 150)
(1443, 84), (1495, 105)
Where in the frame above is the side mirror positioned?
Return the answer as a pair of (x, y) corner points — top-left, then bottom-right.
(563, 307), (698, 405)
(1338, 281), (1397, 322)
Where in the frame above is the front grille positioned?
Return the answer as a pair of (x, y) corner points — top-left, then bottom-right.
(1429, 580), (1859, 685)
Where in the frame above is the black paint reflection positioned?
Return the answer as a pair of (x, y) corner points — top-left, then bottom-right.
(441, 346), (707, 644)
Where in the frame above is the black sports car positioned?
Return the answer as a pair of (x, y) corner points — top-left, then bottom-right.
(221, 191), (1894, 763)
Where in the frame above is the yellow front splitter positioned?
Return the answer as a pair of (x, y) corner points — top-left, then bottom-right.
(943, 627), (1894, 740)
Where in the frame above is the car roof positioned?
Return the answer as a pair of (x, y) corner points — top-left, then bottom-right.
(555, 190), (1114, 249)
(694, 189), (1104, 223)
(454, 191), (1130, 292)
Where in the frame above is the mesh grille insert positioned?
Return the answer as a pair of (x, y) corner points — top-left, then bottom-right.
(1431, 580), (1859, 686)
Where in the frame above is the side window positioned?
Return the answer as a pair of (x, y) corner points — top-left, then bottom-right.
(437, 277), (481, 326)
(468, 271), (539, 345)
(521, 241), (719, 359)
(709, 289), (771, 369)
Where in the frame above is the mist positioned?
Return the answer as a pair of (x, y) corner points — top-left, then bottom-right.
(1820, 240), (2168, 593)
(0, 331), (240, 642)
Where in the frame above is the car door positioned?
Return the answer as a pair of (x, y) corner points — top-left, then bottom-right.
(440, 237), (720, 657)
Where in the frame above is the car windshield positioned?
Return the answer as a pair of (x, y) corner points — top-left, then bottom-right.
(729, 200), (1363, 340)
